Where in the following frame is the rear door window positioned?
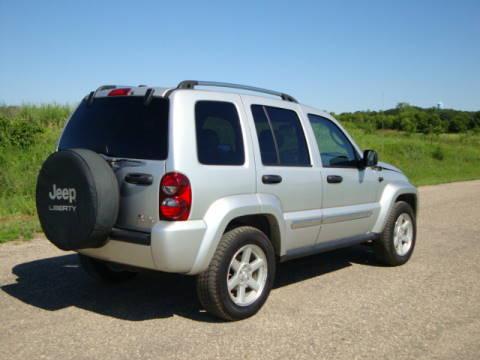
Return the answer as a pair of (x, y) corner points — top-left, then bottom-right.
(251, 105), (310, 166)
(59, 97), (169, 160)
(195, 101), (245, 165)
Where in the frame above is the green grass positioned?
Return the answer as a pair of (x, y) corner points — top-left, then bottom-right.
(0, 216), (41, 244)
(0, 104), (479, 243)
(343, 123), (480, 186)
(0, 104), (71, 243)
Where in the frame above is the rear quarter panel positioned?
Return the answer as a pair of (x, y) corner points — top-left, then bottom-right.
(167, 90), (257, 220)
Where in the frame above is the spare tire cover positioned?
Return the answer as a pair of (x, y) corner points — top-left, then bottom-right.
(36, 149), (119, 250)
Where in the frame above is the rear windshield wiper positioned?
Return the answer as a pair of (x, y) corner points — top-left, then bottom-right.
(99, 154), (145, 168)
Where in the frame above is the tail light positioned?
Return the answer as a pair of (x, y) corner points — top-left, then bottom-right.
(159, 172), (191, 221)
(108, 88), (131, 96)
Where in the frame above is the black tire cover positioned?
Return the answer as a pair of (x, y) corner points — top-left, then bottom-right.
(36, 149), (119, 250)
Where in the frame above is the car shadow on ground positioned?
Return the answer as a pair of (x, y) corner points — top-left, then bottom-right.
(1, 244), (380, 323)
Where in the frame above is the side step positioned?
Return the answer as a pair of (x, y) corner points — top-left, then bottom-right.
(280, 233), (379, 262)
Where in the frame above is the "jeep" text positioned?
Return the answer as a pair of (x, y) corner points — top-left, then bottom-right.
(48, 184), (77, 203)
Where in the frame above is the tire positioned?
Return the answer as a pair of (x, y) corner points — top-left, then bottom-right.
(78, 254), (137, 283)
(374, 201), (416, 266)
(36, 149), (119, 250)
(196, 226), (276, 321)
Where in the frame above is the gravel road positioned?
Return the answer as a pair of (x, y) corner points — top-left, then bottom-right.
(1, 180), (480, 360)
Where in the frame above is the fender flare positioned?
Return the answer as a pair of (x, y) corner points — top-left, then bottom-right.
(372, 182), (418, 233)
(188, 193), (285, 275)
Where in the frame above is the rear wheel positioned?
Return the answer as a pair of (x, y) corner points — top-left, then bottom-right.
(78, 254), (137, 283)
(374, 201), (416, 266)
(196, 226), (275, 321)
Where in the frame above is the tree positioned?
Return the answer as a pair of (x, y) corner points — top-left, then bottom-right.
(448, 113), (470, 133)
(423, 112), (445, 143)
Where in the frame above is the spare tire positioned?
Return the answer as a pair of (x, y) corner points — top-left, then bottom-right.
(36, 149), (119, 250)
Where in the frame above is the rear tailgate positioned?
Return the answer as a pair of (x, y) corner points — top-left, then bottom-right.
(111, 158), (166, 232)
(58, 94), (169, 232)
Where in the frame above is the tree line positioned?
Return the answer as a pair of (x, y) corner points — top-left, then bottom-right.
(334, 103), (480, 135)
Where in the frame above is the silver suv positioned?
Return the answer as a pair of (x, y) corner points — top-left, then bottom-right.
(36, 81), (417, 320)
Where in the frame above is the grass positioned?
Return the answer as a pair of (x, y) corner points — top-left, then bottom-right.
(0, 104), (70, 243)
(0, 215), (40, 244)
(0, 104), (479, 243)
(343, 123), (480, 186)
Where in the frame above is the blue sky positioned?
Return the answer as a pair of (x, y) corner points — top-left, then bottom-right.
(0, 0), (479, 112)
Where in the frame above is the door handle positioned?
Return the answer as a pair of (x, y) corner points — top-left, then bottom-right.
(262, 174), (282, 184)
(327, 175), (343, 184)
(125, 173), (153, 186)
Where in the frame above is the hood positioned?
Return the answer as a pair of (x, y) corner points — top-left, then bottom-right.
(377, 161), (403, 174)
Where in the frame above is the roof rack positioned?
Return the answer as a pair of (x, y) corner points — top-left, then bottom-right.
(166, 80), (298, 103)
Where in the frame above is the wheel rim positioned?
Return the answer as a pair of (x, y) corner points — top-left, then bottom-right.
(227, 244), (268, 307)
(393, 213), (414, 256)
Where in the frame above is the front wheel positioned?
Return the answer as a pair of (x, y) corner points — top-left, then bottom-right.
(374, 201), (416, 266)
(196, 226), (276, 321)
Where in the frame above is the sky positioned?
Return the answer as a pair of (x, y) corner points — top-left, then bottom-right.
(0, 0), (479, 113)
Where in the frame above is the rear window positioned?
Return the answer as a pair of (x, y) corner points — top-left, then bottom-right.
(59, 96), (169, 160)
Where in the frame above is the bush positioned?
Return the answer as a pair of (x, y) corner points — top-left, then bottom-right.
(0, 105), (70, 210)
(432, 146), (445, 161)
(338, 104), (478, 134)
(355, 120), (376, 134)
(0, 105), (70, 149)
(2, 117), (43, 148)
(400, 116), (417, 134)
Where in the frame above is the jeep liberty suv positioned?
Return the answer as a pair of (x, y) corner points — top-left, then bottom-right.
(36, 81), (418, 321)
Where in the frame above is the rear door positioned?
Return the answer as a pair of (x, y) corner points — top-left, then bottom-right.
(242, 96), (323, 253)
(58, 95), (169, 232)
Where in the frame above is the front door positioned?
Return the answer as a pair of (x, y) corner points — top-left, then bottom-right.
(307, 114), (380, 242)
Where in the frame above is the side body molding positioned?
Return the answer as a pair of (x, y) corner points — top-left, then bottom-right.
(188, 194), (285, 275)
(371, 181), (418, 234)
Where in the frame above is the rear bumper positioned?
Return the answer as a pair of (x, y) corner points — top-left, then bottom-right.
(110, 227), (151, 245)
(150, 220), (206, 273)
(78, 220), (207, 274)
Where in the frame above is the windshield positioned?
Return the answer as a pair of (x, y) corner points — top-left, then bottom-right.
(59, 96), (169, 160)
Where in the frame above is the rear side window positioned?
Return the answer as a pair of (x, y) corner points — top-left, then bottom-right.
(251, 105), (310, 166)
(195, 101), (245, 165)
(59, 97), (169, 160)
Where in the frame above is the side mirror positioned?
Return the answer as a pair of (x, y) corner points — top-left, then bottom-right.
(361, 149), (378, 168)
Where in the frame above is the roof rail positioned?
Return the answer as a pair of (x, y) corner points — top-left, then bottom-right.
(165, 80), (298, 103)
